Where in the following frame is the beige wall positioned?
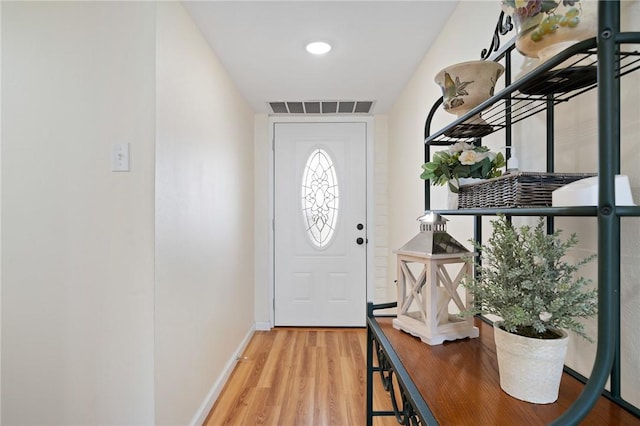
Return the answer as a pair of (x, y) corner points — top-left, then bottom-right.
(388, 0), (640, 408)
(388, 1), (501, 288)
(1, 1), (256, 424)
(373, 115), (390, 302)
(2, 2), (156, 424)
(253, 114), (271, 327)
(0, 2), (4, 420)
(154, 3), (255, 424)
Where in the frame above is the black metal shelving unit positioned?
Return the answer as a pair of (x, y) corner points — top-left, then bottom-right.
(367, 2), (640, 425)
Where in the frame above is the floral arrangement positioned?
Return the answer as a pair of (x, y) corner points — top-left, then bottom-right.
(462, 216), (597, 340)
(420, 142), (505, 193)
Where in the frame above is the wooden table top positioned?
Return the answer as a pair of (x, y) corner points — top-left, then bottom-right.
(375, 317), (640, 426)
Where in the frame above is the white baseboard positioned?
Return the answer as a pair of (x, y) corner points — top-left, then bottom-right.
(255, 321), (272, 331)
(190, 324), (256, 426)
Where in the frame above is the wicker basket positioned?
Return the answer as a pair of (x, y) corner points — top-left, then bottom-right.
(457, 172), (596, 209)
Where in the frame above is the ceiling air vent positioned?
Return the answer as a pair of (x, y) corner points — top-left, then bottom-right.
(269, 102), (288, 114)
(338, 101), (355, 113)
(268, 100), (375, 115)
(287, 102), (304, 114)
(322, 101), (338, 114)
(354, 101), (373, 113)
(304, 101), (321, 114)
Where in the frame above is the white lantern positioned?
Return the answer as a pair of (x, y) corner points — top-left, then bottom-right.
(392, 212), (479, 345)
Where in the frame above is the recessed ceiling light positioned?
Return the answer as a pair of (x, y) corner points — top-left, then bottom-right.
(306, 41), (332, 55)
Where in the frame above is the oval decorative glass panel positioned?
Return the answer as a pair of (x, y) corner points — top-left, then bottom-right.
(301, 148), (340, 248)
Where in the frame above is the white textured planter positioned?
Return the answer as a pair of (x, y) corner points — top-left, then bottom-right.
(494, 321), (569, 404)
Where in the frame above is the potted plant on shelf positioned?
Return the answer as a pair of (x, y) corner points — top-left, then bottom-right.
(420, 142), (505, 193)
(463, 215), (597, 404)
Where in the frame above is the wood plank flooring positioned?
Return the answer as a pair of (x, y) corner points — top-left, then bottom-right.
(204, 327), (398, 426)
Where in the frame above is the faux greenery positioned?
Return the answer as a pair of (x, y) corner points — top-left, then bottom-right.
(463, 216), (597, 341)
(420, 142), (505, 193)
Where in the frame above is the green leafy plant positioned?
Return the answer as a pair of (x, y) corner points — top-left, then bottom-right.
(420, 142), (505, 193)
(463, 216), (597, 340)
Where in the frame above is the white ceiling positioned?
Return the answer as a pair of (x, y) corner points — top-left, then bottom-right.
(182, 1), (459, 114)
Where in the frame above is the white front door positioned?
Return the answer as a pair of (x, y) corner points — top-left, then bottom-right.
(274, 122), (367, 326)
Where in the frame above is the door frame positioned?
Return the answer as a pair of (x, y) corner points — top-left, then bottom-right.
(268, 116), (375, 328)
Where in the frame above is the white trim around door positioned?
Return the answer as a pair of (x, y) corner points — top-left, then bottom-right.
(267, 116), (375, 328)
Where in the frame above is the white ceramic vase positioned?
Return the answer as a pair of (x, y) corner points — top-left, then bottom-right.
(502, 0), (597, 62)
(494, 321), (569, 404)
(447, 189), (459, 210)
(434, 60), (505, 125)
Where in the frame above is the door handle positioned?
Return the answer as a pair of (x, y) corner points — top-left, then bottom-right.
(356, 237), (365, 245)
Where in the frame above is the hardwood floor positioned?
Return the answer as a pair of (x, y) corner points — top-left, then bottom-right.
(204, 327), (398, 426)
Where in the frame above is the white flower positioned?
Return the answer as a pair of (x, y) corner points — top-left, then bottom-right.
(539, 311), (553, 322)
(474, 151), (490, 162)
(459, 150), (482, 165)
(448, 142), (474, 153)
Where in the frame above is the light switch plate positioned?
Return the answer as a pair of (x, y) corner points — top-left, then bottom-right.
(112, 143), (130, 172)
